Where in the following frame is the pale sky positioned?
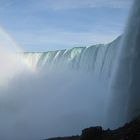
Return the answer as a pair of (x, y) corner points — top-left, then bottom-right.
(0, 0), (133, 51)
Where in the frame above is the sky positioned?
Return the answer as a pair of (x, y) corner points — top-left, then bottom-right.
(0, 0), (133, 51)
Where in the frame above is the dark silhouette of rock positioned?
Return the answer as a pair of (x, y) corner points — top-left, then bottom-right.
(47, 136), (80, 140)
(80, 127), (102, 140)
(46, 117), (140, 140)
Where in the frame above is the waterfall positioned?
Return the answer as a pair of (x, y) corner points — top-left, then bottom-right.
(20, 36), (120, 76)
(107, 0), (140, 128)
(0, 36), (120, 139)
(0, 1), (138, 138)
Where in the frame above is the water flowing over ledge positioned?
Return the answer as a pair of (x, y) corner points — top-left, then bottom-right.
(20, 36), (121, 77)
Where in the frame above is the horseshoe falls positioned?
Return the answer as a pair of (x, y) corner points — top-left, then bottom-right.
(0, 36), (121, 140)
(0, 0), (140, 139)
(21, 36), (120, 75)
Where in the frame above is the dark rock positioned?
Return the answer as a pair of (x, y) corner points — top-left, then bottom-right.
(80, 127), (102, 140)
(47, 136), (80, 140)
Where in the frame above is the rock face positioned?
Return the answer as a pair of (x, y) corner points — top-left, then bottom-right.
(47, 117), (140, 140)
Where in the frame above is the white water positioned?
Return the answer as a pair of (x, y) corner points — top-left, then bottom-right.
(21, 37), (120, 74)
(107, 0), (140, 128)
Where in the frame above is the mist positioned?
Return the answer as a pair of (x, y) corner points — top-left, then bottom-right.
(0, 47), (109, 140)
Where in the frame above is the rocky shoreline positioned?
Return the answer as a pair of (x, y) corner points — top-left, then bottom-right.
(47, 117), (140, 140)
